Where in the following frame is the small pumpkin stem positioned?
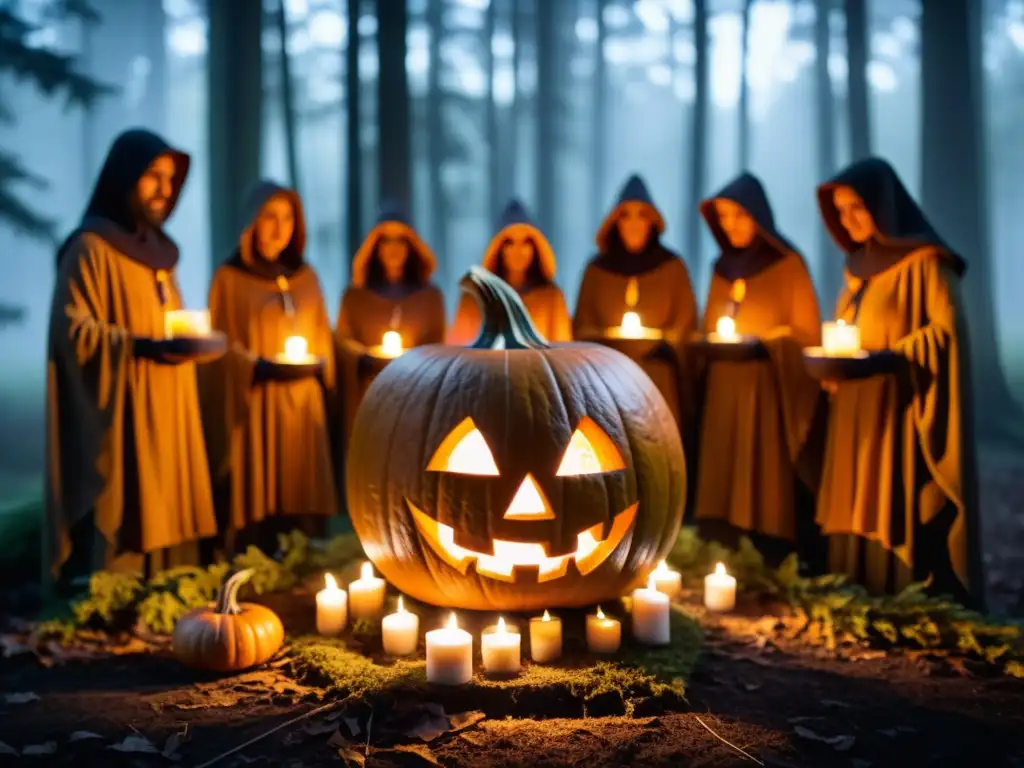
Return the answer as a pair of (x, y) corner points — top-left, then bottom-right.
(215, 568), (256, 615)
(459, 266), (551, 351)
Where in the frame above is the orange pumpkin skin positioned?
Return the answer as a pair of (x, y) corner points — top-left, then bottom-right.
(172, 570), (285, 672)
(347, 267), (686, 612)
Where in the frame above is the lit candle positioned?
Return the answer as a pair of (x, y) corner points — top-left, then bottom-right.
(528, 610), (562, 664)
(425, 612), (473, 685)
(704, 562), (737, 612)
(586, 606), (622, 654)
(631, 575), (671, 646)
(380, 330), (404, 358)
(164, 309), (210, 339)
(619, 310), (643, 339)
(348, 562), (386, 621)
(381, 596), (419, 657)
(481, 616), (522, 676)
(714, 315), (738, 342)
(651, 560), (682, 599)
(821, 319), (861, 356)
(282, 335), (309, 363)
(315, 573), (347, 636)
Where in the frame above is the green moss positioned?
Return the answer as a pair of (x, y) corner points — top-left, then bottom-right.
(288, 605), (701, 719)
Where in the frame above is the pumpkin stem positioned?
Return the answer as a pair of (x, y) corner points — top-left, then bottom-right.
(215, 568), (255, 615)
(459, 266), (551, 350)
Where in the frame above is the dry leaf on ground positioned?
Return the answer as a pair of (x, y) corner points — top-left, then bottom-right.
(69, 731), (103, 742)
(109, 733), (159, 753)
(5, 691), (40, 705)
(793, 725), (856, 752)
(22, 742), (57, 756)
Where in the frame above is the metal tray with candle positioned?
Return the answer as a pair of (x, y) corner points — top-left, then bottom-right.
(266, 335), (324, 381)
(365, 330), (406, 361)
(162, 310), (227, 364)
(803, 320), (900, 381)
(687, 317), (766, 362)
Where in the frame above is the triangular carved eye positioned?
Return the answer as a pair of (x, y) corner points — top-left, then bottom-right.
(427, 417), (499, 475)
(556, 417), (626, 476)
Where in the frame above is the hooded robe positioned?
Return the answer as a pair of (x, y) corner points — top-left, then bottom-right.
(335, 206), (446, 446)
(199, 181), (338, 555)
(573, 175), (698, 426)
(45, 129), (216, 583)
(694, 173), (823, 561)
(447, 200), (571, 344)
(815, 157), (982, 606)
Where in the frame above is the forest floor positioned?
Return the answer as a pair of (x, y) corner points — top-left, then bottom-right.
(0, 445), (1022, 768)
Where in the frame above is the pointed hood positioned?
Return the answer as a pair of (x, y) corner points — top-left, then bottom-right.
(350, 200), (437, 288)
(58, 128), (190, 269)
(480, 199), (556, 283)
(591, 174), (675, 276)
(701, 172), (797, 280)
(595, 174), (666, 252)
(817, 157), (964, 278)
(223, 180), (307, 279)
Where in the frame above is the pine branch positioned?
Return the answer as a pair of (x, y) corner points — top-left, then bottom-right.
(0, 302), (27, 327)
(0, 152), (56, 241)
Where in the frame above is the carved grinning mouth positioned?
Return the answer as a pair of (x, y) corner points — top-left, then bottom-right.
(406, 500), (638, 583)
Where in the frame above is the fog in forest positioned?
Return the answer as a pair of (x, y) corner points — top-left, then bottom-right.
(2, 0), (1024, 519)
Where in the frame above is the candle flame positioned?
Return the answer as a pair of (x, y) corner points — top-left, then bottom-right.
(496, 616), (506, 634)
(361, 561), (373, 581)
(715, 562), (727, 576)
(655, 560), (669, 574)
(447, 612), (458, 630)
(397, 596), (405, 614)
(596, 606), (605, 619)
(647, 574), (657, 591)
(324, 573), (338, 591)
(620, 311), (643, 337)
(836, 318), (846, 326)
(284, 335), (308, 361)
(542, 609), (551, 622)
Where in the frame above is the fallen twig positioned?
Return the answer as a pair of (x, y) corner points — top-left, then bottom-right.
(194, 696), (351, 768)
(694, 714), (765, 766)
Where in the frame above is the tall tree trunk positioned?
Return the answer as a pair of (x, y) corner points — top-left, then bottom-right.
(345, 0), (362, 258)
(80, 16), (95, 193)
(141, 0), (166, 135)
(535, 0), (556, 238)
(504, 0), (521, 202)
(207, 1), (263, 264)
(375, 0), (410, 213)
(591, 0), (607, 234)
(426, 0), (447, 282)
(844, 0), (870, 160)
(920, 0), (1024, 443)
(814, 0), (840, 305)
(485, 0), (499, 221)
(686, 0), (709, 287)
(738, 0), (753, 170)
(275, 0), (301, 191)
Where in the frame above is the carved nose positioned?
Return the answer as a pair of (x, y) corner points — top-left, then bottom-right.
(503, 474), (554, 520)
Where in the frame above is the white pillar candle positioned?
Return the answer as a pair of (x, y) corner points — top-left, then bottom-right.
(714, 315), (737, 342)
(283, 335), (308, 362)
(382, 596), (419, 657)
(586, 606), (622, 654)
(631, 575), (671, 646)
(651, 560), (682, 599)
(425, 612), (473, 685)
(704, 562), (737, 612)
(481, 616), (522, 676)
(164, 309), (210, 338)
(619, 310), (643, 338)
(381, 330), (404, 358)
(348, 562), (386, 621)
(822, 319), (861, 356)
(316, 573), (347, 636)
(528, 610), (562, 663)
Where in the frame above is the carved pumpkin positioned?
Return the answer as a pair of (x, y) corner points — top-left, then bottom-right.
(347, 267), (686, 612)
(172, 569), (285, 672)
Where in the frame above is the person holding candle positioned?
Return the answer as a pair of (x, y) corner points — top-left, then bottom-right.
(814, 157), (982, 608)
(334, 203), (446, 451)
(199, 181), (338, 557)
(694, 172), (824, 569)
(45, 129), (218, 589)
(573, 175), (698, 429)
(447, 200), (571, 345)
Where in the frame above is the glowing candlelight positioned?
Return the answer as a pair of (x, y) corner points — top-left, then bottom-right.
(586, 606), (622, 654)
(821, 319), (861, 356)
(704, 562), (737, 612)
(164, 309), (210, 339)
(714, 315), (738, 342)
(482, 616), (522, 676)
(381, 329), (404, 358)
(631, 574), (671, 645)
(619, 311), (643, 339)
(382, 596), (419, 657)
(651, 560), (682, 599)
(529, 609), (562, 663)
(426, 612), (473, 685)
(315, 573), (347, 636)
(282, 335), (309, 363)
(348, 561), (386, 620)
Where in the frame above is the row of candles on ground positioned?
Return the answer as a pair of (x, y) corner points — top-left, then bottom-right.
(316, 561), (737, 685)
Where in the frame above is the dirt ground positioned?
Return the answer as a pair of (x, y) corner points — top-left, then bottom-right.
(0, 446), (1022, 767)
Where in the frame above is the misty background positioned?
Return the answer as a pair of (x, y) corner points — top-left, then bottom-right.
(1, 0), (1023, 577)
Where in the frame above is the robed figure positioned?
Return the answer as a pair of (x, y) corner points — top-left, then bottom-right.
(573, 175), (698, 426)
(45, 129), (216, 586)
(200, 182), (338, 555)
(816, 157), (983, 607)
(693, 173), (823, 565)
(448, 200), (571, 344)
(335, 205), (446, 446)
